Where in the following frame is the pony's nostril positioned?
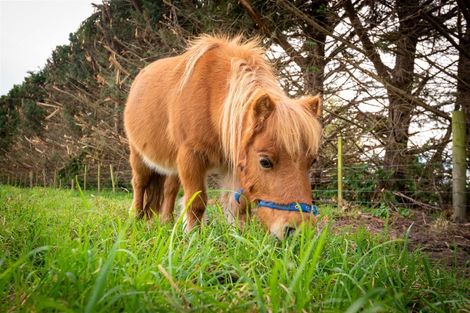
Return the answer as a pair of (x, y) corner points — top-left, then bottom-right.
(284, 226), (296, 237)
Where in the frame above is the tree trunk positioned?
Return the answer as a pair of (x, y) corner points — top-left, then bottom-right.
(456, 18), (470, 218)
(382, 0), (420, 193)
(303, 31), (326, 95)
(302, 0), (329, 95)
(456, 18), (470, 165)
(301, 1), (329, 189)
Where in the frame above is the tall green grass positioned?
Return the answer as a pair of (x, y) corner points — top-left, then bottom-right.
(0, 185), (468, 312)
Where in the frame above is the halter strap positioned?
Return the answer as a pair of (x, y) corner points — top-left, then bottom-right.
(234, 189), (318, 215)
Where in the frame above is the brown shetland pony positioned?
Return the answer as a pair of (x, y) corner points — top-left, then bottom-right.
(124, 35), (322, 238)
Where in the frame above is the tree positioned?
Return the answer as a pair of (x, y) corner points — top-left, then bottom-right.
(0, 0), (464, 211)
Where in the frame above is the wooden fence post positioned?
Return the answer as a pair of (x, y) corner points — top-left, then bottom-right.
(42, 169), (47, 187)
(110, 164), (115, 193)
(71, 178), (74, 190)
(53, 170), (57, 188)
(338, 135), (343, 208)
(83, 165), (87, 191)
(97, 162), (101, 192)
(452, 111), (467, 222)
(29, 171), (33, 188)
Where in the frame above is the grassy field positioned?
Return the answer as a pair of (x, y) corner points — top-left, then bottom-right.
(0, 185), (468, 312)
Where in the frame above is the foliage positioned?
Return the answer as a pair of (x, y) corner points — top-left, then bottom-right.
(0, 70), (47, 152)
(370, 203), (390, 219)
(314, 162), (395, 206)
(0, 95), (19, 153)
(58, 153), (85, 182)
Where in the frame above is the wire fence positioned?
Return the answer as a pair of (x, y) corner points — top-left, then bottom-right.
(1, 151), (465, 210)
(1, 113), (467, 217)
(0, 161), (132, 193)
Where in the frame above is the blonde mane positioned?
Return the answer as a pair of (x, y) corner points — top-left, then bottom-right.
(180, 35), (322, 171)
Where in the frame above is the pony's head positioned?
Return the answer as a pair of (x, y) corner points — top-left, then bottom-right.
(237, 91), (322, 239)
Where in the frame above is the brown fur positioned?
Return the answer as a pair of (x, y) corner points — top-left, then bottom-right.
(124, 35), (322, 238)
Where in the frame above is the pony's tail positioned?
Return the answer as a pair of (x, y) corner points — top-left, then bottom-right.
(142, 173), (165, 219)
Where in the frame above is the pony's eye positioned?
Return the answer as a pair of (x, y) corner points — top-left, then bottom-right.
(259, 157), (273, 169)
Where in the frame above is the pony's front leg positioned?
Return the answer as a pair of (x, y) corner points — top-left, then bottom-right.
(176, 145), (208, 231)
(220, 191), (251, 230)
(235, 197), (251, 230)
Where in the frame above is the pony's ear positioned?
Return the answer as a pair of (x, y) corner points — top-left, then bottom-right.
(301, 95), (322, 117)
(251, 93), (274, 126)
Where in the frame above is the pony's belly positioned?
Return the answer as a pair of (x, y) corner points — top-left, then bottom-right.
(142, 154), (178, 175)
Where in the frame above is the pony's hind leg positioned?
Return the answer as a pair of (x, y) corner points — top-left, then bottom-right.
(160, 175), (180, 223)
(143, 173), (165, 219)
(176, 145), (208, 231)
(130, 146), (152, 218)
(130, 145), (168, 219)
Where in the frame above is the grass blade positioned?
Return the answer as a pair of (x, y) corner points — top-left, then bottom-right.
(85, 221), (129, 313)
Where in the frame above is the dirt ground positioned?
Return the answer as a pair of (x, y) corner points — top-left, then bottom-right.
(332, 210), (470, 278)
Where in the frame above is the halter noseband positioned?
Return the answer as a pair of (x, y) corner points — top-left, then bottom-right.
(234, 189), (318, 215)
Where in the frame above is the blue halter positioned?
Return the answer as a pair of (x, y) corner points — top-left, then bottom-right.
(234, 189), (318, 215)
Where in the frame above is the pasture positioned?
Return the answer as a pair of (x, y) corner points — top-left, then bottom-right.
(1, 185), (468, 312)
